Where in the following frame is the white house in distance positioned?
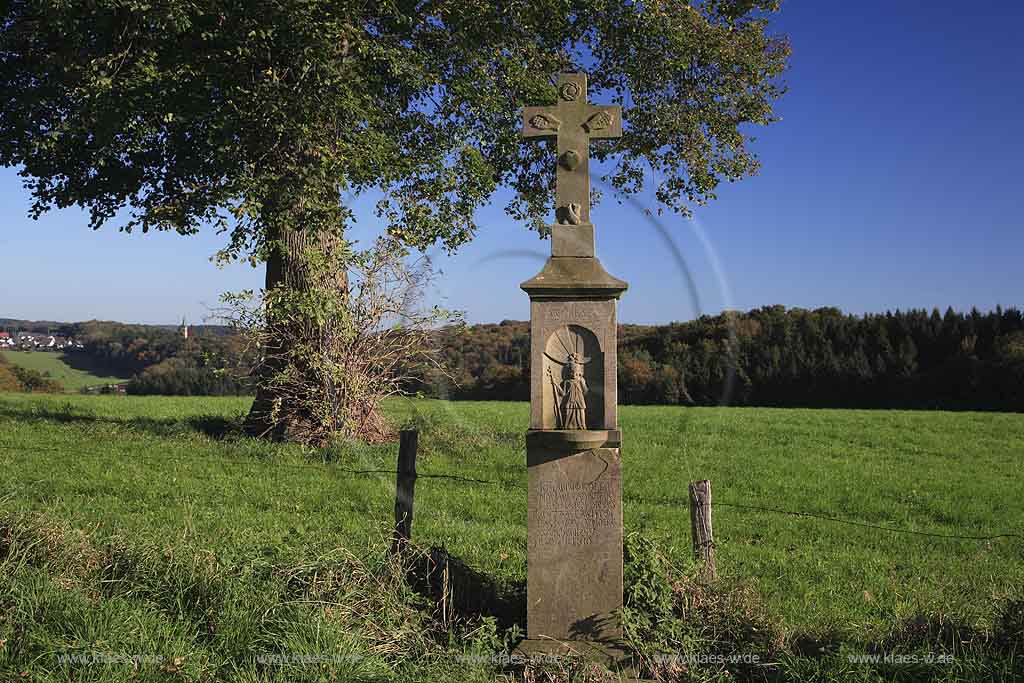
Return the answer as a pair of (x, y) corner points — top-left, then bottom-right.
(1, 331), (83, 350)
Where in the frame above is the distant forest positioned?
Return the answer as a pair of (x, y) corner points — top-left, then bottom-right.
(0, 319), (249, 396)
(4, 306), (1023, 411)
(419, 306), (1024, 412)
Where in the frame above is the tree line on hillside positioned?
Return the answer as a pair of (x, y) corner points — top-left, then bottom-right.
(66, 321), (232, 372)
(126, 356), (251, 396)
(73, 322), (250, 396)
(1, 320), (248, 396)
(416, 306), (1024, 412)
(4, 307), (1022, 411)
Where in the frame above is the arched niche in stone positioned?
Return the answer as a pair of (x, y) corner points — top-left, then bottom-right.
(542, 324), (604, 430)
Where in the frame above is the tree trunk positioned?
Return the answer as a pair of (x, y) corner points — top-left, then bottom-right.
(243, 223), (347, 441)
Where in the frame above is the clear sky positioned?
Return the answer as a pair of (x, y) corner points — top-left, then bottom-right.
(1, 1), (1021, 326)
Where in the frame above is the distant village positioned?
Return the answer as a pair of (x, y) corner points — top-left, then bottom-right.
(0, 331), (85, 350)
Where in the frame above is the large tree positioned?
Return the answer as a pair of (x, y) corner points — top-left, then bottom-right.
(1, 0), (789, 439)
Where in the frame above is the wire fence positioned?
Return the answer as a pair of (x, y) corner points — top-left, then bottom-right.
(2, 440), (1021, 545)
(710, 501), (1022, 542)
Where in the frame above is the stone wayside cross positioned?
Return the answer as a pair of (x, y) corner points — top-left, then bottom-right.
(517, 72), (630, 666)
(521, 72), (622, 224)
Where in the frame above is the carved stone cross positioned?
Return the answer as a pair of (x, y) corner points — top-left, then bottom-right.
(521, 73), (622, 231)
(519, 73), (628, 657)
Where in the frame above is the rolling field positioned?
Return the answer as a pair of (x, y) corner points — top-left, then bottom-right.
(0, 393), (1021, 681)
(0, 350), (131, 391)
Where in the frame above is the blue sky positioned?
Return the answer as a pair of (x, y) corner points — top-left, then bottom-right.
(1, 1), (1022, 325)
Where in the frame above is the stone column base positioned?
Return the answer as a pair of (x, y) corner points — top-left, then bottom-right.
(513, 638), (641, 680)
(526, 431), (623, 643)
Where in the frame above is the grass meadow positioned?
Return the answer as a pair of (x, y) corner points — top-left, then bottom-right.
(0, 351), (131, 391)
(1, 393), (1021, 681)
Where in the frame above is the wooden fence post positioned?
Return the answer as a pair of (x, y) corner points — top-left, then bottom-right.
(689, 479), (716, 580)
(391, 430), (418, 555)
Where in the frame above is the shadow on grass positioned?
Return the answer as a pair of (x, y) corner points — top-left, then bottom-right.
(405, 546), (526, 632)
(397, 542), (1023, 681)
(779, 592), (1024, 662)
(56, 351), (136, 381)
(0, 402), (242, 441)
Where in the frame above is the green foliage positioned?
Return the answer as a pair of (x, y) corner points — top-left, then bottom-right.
(74, 321), (189, 372)
(622, 531), (686, 644)
(622, 531), (787, 681)
(1, 0), (789, 253)
(127, 356), (250, 396)
(2, 1), (790, 442)
(995, 331), (1024, 363)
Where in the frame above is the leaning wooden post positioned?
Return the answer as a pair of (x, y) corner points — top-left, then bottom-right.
(689, 480), (716, 580)
(391, 430), (418, 555)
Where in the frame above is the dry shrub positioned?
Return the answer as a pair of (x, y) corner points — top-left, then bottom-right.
(220, 237), (460, 446)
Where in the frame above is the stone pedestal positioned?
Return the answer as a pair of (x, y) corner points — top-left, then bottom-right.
(526, 432), (622, 640)
(521, 252), (627, 648)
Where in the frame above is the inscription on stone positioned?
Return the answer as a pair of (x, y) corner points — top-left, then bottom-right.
(525, 447), (624, 643)
(543, 302), (605, 322)
(531, 479), (617, 548)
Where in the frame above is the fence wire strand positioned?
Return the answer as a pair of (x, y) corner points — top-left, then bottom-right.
(710, 500), (1022, 542)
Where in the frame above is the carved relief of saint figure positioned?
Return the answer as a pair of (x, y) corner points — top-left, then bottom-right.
(545, 349), (591, 430)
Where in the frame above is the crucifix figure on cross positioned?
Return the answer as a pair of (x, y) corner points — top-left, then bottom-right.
(521, 73), (622, 231)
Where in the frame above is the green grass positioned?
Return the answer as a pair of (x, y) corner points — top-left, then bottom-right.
(0, 350), (132, 391)
(1, 393), (1021, 681)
